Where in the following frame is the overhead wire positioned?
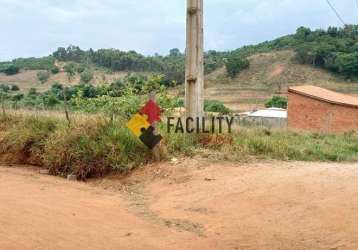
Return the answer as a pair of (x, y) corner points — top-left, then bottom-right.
(326, 0), (346, 26)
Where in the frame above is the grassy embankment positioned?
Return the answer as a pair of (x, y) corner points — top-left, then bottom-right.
(1, 112), (357, 180)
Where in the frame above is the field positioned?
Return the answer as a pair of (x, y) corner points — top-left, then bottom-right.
(1, 159), (358, 249)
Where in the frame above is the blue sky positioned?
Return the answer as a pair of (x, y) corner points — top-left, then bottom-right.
(1, 0), (357, 61)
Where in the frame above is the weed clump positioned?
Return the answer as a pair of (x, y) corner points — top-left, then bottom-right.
(1, 115), (357, 180)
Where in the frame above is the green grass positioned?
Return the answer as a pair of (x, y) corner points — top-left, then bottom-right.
(1, 114), (357, 180)
(0, 115), (150, 179)
(159, 125), (358, 162)
(229, 129), (358, 162)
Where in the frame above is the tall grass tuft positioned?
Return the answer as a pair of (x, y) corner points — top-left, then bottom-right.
(1, 114), (358, 180)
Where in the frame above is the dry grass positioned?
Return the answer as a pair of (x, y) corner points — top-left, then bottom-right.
(1, 112), (357, 180)
(202, 50), (358, 112)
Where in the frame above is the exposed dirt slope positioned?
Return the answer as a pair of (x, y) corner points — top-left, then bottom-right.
(204, 50), (358, 112)
(1, 159), (358, 249)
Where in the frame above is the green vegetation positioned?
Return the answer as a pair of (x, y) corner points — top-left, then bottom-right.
(292, 25), (358, 78)
(64, 63), (76, 81)
(0, 74), (180, 116)
(80, 70), (94, 83)
(37, 71), (50, 83)
(231, 129), (358, 162)
(170, 98), (231, 115)
(1, 25), (358, 180)
(165, 128), (358, 162)
(204, 100), (231, 114)
(12, 56), (55, 70)
(0, 115), (149, 179)
(51, 66), (60, 74)
(1, 114), (356, 180)
(3, 64), (20, 75)
(265, 96), (288, 109)
(225, 55), (250, 78)
(2, 25), (358, 83)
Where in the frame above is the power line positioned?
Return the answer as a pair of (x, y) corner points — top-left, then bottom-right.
(326, 0), (346, 26)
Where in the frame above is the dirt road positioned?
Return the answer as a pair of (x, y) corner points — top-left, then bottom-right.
(1, 159), (358, 249)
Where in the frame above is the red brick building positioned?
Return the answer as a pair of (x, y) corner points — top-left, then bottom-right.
(288, 85), (358, 133)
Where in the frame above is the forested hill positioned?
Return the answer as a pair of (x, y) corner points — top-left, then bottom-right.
(1, 25), (358, 84)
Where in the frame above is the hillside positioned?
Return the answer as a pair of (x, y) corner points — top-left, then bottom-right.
(2, 25), (358, 112)
(2, 50), (358, 112)
(204, 50), (358, 112)
(0, 69), (134, 93)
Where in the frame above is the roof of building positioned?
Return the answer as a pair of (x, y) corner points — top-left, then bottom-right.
(248, 108), (287, 118)
(288, 85), (358, 108)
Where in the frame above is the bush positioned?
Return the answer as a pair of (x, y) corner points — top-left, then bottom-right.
(225, 54), (250, 78)
(0, 115), (357, 180)
(64, 63), (76, 81)
(4, 65), (20, 75)
(77, 64), (86, 73)
(50, 66), (60, 74)
(204, 100), (231, 114)
(0, 84), (10, 92)
(10, 84), (20, 91)
(43, 119), (149, 179)
(80, 70), (93, 83)
(265, 96), (288, 109)
(0, 116), (58, 165)
(37, 71), (50, 84)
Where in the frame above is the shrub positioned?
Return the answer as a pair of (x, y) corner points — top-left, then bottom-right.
(37, 71), (50, 84)
(4, 65), (19, 75)
(50, 66), (60, 74)
(265, 96), (288, 109)
(10, 84), (20, 91)
(77, 64), (86, 73)
(43, 119), (149, 179)
(0, 84), (10, 92)
(0, 116), (58, 165)
(225, 54), (250, 78)
(204, 100), (231, 114)
(80, 70), (94, 83)
(64, 63), (76, 81)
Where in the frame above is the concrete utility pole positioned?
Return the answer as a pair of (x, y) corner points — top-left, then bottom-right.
(185, 0), (204, 121)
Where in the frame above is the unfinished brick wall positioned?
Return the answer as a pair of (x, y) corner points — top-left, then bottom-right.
(288, 92), (358, 133)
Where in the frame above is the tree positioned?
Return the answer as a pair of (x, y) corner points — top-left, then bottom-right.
(335, 52), (358, 76)
(4, 65), (19, 75)
(42, 94), (60, 107)
(225, 54), (250, 78)
(80, 70), (93, 83)
(51, 66), (60, 74)
(37, 71), (50, 83)
(295, 27), (312, 41)
(265, 96), (288, 109)
(169, 48), (182, 57)
(64, 63), (76, 81)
